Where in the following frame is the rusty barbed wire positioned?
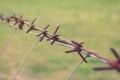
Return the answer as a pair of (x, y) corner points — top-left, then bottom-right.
(0, 14), (120, 79)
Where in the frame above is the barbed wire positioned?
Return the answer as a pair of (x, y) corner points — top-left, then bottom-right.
(0, 14), (120, 80)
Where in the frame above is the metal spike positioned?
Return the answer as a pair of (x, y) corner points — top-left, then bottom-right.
(53, 25), (60, 34)
(94, 67), (113, 71)
(65, 50), (76, 53)
(77, 51), (87, 63)
(31, 18), (37, 25)
(110, 48), (120, 61)
(44, 24), (50, 30)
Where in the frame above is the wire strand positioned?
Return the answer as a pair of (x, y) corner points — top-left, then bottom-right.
(0, 27), (17, 55)
(12, 40), (39, 80)
(66, 55), (88, 80)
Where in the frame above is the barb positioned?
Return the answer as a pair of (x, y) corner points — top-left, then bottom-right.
(37, 24), (50, 41)
(12, 40), (39, 80)
(111, 48), (120, 62)
(47, 25), (60, 45)
(66, 55), (89, 80)
(10, 15), (28, 30)
(94, 48), (120, 72)
(11, 15), (22, 26)
(26, 18), (39, 33)
(66, 41), (87, 63)
(0, 27), (17, 55)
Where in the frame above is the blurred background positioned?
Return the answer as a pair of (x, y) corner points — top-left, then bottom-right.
(0, 0), (120, 80)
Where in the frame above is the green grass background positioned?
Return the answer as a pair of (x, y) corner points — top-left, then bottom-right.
(0, 0), (120, 80)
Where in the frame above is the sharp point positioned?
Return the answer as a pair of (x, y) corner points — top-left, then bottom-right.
(31, 18), (37, 25)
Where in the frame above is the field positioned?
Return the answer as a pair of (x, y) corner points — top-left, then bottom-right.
(0, 0), (120, 80)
